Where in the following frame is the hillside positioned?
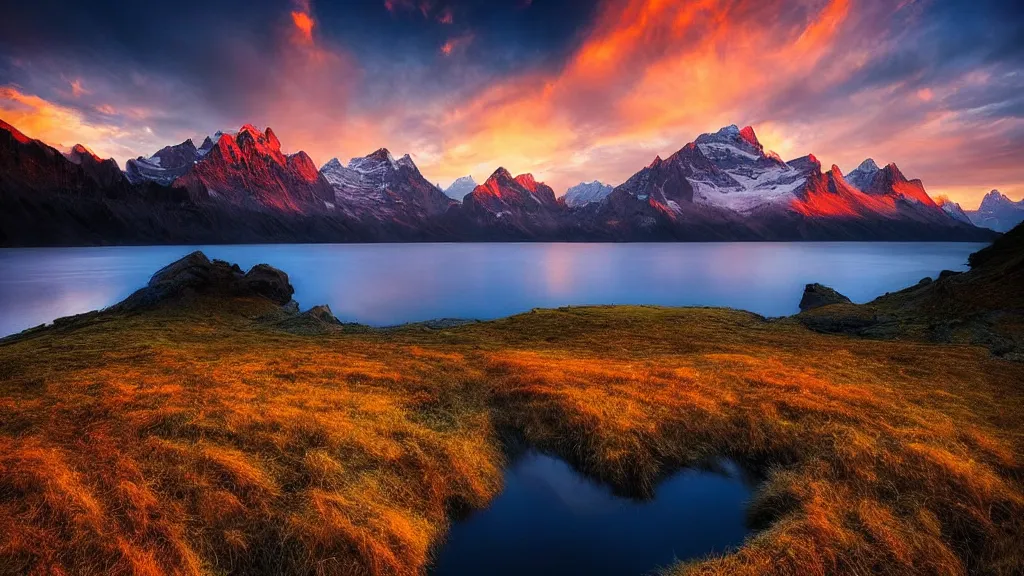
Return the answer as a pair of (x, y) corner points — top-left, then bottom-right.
(798, 220), (1024, 358)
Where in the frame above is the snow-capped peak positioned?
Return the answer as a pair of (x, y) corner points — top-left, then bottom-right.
(978, 189), (1023, 210)
(845, 158), (881, 191)
(856, 158), (880, 173)
(694, 124), (767, 162)
(564, 180), (614, 207)
(365, 148), (396, 165)
(444, 175), (477, 200)
(396, 153), (417, 171)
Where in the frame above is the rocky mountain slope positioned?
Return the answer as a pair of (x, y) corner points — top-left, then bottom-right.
(936, 196), (973, 224)
(588, 125), (988, 240)
(458, 168), (566, 239)
(0, 120), (368, 246)
(125, 138), (202, 186)
(799, 220), (1024, 359)
(171, 124), (335, 212)
(320, 148), (455, 227)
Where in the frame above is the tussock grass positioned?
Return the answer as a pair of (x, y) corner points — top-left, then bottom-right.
(1, 302), (1022, 575)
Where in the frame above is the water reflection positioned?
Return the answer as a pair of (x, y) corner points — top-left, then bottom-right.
(0, 242), (982, 337)
(430, 451), (754, 576)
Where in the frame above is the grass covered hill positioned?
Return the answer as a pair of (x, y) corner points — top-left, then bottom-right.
(1, 228), (1023, 576)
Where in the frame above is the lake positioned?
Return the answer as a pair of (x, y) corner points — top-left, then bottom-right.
(430, 451), (754, 576)
(0, 242), (984, 338)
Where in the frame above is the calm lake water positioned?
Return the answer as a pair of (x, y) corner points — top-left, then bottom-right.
(0, 242), (983, 338)
(431, 451), (754, 576)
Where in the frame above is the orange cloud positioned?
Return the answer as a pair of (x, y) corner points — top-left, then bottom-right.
(440, 34), (473, 56)
(69, 79), (88, 98)
(0, 86), (128, 159)
(291, 11), (314, 44)
(401, 0), (1020, 209)
(416, 0), (860, 190)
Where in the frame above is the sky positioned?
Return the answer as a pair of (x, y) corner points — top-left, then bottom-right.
(0, 0), (1022, 209)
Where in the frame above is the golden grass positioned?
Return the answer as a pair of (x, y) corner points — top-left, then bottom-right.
(1, 301), (1022, 575)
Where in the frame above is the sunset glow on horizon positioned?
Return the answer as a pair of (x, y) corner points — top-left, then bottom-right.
(1, 0), (1021, 208)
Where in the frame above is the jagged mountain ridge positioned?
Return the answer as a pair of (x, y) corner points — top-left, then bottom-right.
(581, 124), (988, 240)
(125, 139), (201, 186)
(171, 124), (335, 213)
(0, 117), (998, 245)
(319, 148), (455, 225)
(455, 168), (565, 239)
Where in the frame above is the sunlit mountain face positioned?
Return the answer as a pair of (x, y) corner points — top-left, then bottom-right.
(1, 0), (1022, 209)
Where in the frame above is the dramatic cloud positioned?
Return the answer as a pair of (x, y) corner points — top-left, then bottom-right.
(0, 0), (1021, 207)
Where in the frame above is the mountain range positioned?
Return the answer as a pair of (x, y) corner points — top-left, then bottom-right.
(0, 118), (999, 246)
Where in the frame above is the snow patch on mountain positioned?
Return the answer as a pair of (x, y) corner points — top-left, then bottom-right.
(690, 172), (807, 212)
(683, 125), (807, 212)
(564, 181), (613, 207)
(444, 175), (477, 201)
(321, 157), (388, 205)
(125, 139), (200, 185)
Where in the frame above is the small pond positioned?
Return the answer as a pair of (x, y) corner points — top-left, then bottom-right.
(430, 451), (756, 576)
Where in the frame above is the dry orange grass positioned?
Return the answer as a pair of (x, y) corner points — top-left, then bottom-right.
(1, 301), (1022, 576)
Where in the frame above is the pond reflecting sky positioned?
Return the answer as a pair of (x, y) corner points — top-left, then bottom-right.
(431, 451), (754, 576)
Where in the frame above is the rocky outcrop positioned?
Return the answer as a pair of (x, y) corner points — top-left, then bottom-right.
(243, 264), (295, 305)
(798, 221), (1024, 359)
(275, 304), (353, 334)
(114, 251), (294, 311)
(799, 284), (853, 311)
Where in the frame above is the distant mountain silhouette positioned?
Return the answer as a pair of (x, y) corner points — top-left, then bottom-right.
(967, 190), (1024, 232)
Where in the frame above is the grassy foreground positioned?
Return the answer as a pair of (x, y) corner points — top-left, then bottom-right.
(1, 264), (1023, 575)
